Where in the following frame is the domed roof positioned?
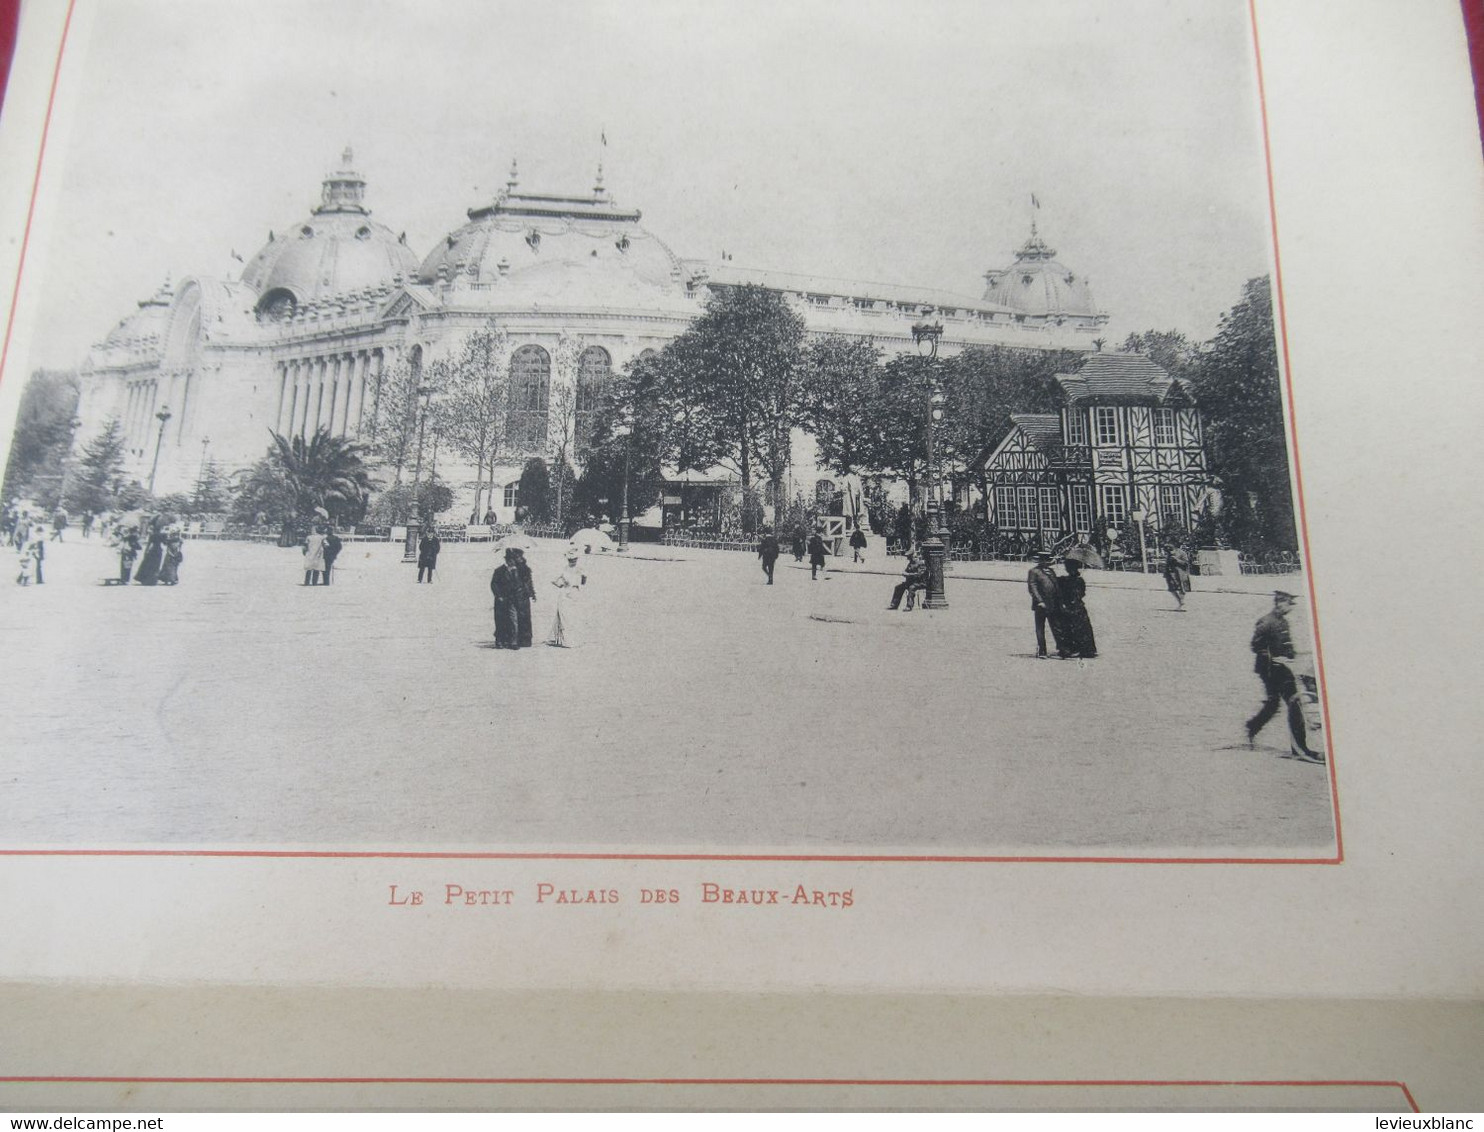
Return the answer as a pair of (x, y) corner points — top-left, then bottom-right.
(981, 225), (1099, 319)
(99, 277), (174, 350)
(418, 162), (685, 301)
(240, 149), (419, 320)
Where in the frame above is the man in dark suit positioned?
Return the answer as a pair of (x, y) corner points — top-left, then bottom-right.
(1246, 590), (1299, 746)
(1027, 550), (1061, 658)
(757, 527), (780, 584)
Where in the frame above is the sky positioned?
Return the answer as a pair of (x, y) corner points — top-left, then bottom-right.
(18, 0), (1274, 369)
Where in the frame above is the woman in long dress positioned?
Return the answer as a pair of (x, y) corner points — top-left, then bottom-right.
(302, 524), (327, 586)
(158, 528), (184, 586)
(546, 549), (587, 647)
(1055, 557), (1099, 659)
(133, 517), (166, 585)
(511, 548), (536, 648)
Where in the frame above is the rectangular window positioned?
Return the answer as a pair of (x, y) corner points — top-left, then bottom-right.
(1071, 485), (1093, 532)
(1017, 486), (1038, 531)
(1099, 484), (1128, 527)
(1095, 406), (1120, 446)
(1038, 487), (1060, 531)
(1154, 407), (1176, 446)
(1159, 485), (1184, 529)
(994, 485), (1018, 529)
(1066, 409), (1088, 445)
(503, 483), (519, 508)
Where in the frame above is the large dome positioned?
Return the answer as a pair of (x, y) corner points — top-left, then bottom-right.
(418, 164), (686, 303)
(982, 226), (1099, 320)
(240, 149), (419, 321)
(99, 277), (174, 351)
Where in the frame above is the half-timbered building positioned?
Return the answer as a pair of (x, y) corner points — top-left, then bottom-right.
(975, 352), (1214, 546)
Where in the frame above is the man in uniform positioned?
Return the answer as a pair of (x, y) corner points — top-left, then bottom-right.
(1246, 590), (1299, 746)
(1027, 550), (1061, 658)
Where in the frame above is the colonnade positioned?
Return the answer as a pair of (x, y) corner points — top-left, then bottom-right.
(122, 377), (162, 454)
(274, 349), (383, 440)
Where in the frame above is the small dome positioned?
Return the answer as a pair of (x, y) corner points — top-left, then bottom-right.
(418, 163), (685, 299)
(240, 149), (419, 320)
(100, 277), (174, 350)
(981, 226), (1099, 320)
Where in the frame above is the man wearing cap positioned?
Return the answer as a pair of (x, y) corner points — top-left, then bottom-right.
(1027, 551), (1062, 658)
(1246, 590), (1299, 746)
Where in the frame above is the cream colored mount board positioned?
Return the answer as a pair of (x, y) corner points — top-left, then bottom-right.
(0, 0), (1481, 1114)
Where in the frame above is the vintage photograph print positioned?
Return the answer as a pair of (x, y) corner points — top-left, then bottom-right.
(0, 0), (1335, 857)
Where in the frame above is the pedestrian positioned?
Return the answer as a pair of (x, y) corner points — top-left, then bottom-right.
(322, 526), (342, 584)
(808, 529), (829, 580)
(511, 547), (537, 647)
(790, 526), (806, 563)
(490, 548), (524, 649)
(16, 528), (43, 585)
(51, 505), (68, 542)
(849, 526), (868, 563)
(416, 527), (441, 583)
(483, 508), (496, 526)
(546, 547), (587, 647)
(1162, 542), (1191, 611)
(1055, 556), (1098, 658)
(159, 527), (184, 585)
(1245, 590), (1300, 747)
(302, 523), (327, 586)
(81, 510), (94, 539)
(115, 524), (141, 585)
(888, 548), (927, 610)
(133, 517), (166, 586)
(1026, 549), (1062, 658)
(757, 526), (781, 585)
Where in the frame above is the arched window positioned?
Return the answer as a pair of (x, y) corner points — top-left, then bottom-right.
(508, 345), (551, 452)
(575, 346), (612, 452)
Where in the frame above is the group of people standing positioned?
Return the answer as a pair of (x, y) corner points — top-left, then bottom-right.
(490, 544), (589, 649)
(301, 524), (343, 586)
(110, 514), (185, 586)
(1026, 550), (1099, 659)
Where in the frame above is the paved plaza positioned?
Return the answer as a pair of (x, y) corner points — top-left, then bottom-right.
(0, 536), (1336, 853)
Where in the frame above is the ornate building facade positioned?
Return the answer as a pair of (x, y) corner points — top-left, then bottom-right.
(74, 151), (1110, 521)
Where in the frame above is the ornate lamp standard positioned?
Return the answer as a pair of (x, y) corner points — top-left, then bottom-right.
(147, 406), (173, 495)
(613, 420), (632, 553)
(911, 318), (948, 610)
(403, 384), (436, 563)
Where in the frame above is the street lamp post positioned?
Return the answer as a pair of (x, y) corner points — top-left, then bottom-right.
(403, 385), (435, 563)
(912, 318), (948, 610)
(614, 421), (633, 553)
(196, 436), (211, 506)
(147, 407), (172, 495)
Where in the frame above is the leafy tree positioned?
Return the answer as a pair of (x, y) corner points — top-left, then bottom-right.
(650, 285), (806, 532)
(64, 417), (127, 513)
(365, 476), (454, 526)
(266, 426), (376, 526)
(516, 456), (551, 523)
(363, 354), (427, 485)
(1192, 276), (1296, 552)
(191, 457), (230, 513)
(545, 381), (579, 526)
(798, 335), (886, 477)
(428, 324), (510, 519)
(1120, 329), (1199, 380)
(2, 369), (80, 501)
(229, 457), (294, 526)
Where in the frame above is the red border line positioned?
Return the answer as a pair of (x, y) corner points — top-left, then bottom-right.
(0, 848), (1342, 863)
(0, 1077), (1419, 1110)
(1248, 0), (1346, 865)
(0, 1), (1343, 867)
(0, 0), (76, 403)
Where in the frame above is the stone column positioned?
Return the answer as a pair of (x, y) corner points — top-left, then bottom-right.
(326, 357), (341, 437)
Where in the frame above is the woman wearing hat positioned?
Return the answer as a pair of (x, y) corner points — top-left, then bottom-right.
(490, 548), (524, 649)
(1055, 556), (1098, 659)
(546, 547), (588, 648)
